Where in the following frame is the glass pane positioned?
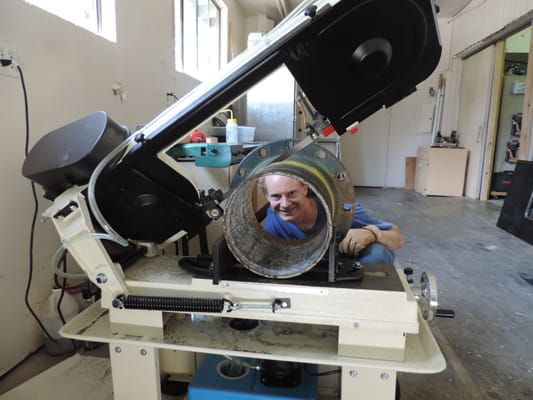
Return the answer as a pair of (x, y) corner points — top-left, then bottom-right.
(183, 0), (198, 73)
(176, 0), (222, 79)
(197, 0), (220, 76)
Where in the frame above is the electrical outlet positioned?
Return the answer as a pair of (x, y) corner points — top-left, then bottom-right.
(0, 40), (19, 78)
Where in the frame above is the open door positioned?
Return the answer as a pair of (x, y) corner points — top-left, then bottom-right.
(461, 26), (533, 201)
(519, 22), (533, 162)
(457, 45), (495, 199)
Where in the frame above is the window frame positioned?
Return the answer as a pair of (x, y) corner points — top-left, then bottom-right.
(175, 0), (228, 81)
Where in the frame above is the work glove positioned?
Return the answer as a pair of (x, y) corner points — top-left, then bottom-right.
(339, 225), (381, 256)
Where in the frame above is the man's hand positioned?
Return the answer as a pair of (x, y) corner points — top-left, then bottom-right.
(339, 225), (381, 256)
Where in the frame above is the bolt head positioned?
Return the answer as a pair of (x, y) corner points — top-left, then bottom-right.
(304, 5), (317, 18)
(96, 273), (107, 284)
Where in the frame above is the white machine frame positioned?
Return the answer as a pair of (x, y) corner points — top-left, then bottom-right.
(25, 1), (446, 397)
(48, 186), (445, 399)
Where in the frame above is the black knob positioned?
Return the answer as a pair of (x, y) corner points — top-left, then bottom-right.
(304, 5), (317, 18)
(436, 309), (455, 318)
(351, 38), (392, 77)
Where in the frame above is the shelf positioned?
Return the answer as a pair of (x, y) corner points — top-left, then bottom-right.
(61, 301), (445, 374)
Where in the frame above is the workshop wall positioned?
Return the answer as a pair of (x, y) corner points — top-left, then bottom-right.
(339, 17), (453, 188)
(439, 0), (533, 169)
(0, 0), (246, 375)
(449, 0), (533, 56)
(344, 1), (533, 188)
(385, 18), (454, 187)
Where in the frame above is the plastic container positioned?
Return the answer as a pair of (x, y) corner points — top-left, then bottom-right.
(223, 109), (239, 145)
(226, 118), (239, 145)
(238, 126), (255, 143)
(40, 288), (80, 355)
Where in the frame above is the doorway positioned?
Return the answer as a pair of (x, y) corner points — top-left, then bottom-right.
(456, 45), (495, 199)
(489, 27), (530, 198)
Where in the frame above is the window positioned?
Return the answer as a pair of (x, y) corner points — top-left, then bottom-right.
(26, 0), (116, 42)
(175, 0), (228, 80)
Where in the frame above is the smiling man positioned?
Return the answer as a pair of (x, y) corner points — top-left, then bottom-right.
(259, 174), (404, 264)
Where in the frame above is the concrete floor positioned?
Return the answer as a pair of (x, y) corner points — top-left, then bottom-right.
(1, 187), (532, 399)
(355, 188), (533, 400)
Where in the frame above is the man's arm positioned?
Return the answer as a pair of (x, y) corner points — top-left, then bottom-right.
(339, 223), (404, 256)
(377, 223), (404, 252)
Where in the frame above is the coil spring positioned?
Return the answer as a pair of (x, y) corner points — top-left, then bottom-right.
(120, 295), (225, 313)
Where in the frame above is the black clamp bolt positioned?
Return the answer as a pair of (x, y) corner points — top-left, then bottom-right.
(134, 133), (146, 143)
(304, 5), (317, 18)
(272, 298), (291, 313)
(403, 267), (414, 284)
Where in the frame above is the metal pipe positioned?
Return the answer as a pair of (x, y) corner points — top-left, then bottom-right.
(430, 74), (445, 145)
(224, 140), (354, 278)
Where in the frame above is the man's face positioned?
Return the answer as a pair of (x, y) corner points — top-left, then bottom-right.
(264, 175), (308, 223)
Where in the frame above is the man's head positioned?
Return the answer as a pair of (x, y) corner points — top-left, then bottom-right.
(260, 174), (311, 225)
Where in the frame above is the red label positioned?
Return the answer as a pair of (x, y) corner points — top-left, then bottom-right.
(322, 125), (336, 137)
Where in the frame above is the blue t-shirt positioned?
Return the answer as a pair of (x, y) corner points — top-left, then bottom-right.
(264, 199), (392, 240)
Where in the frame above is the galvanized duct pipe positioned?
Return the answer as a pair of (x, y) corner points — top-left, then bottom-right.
(224, 140), (355, 279)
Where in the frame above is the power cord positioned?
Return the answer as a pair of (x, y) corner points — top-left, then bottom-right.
(1, 59), (65, 348)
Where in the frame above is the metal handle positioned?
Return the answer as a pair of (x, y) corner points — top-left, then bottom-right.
(411, 272), (439, 321)
(226, 298), (291, 313)
(525, 190), (533, 221)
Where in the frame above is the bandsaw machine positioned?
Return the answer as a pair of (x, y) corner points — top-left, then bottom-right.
(22, 0), (448, 398)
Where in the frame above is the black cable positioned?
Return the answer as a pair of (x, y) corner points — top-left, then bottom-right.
(303, 364), (341, 376)
(178, 255), (213, 277)
(19, 65), (29, 156)
(57, 254), (68, 325)
(15, 63), (58, 343)
(166, 91), (179, 101)
(57, 254), (79, 355)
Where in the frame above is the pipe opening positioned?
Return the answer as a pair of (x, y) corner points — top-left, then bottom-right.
(224, 170), (333, 279)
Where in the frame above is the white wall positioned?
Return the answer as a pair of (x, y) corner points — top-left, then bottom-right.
(225, 0), (247, 58)
(339, 16), (454, 188)
(449, 0), (533, 56)
(386, 16), (454, 186)
(0, 0), (246, 375)
(440, 1), (533, 167)
(343, 1), (533, 188)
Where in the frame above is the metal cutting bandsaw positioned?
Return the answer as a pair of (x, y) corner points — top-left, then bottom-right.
(22, 1), (447, 398)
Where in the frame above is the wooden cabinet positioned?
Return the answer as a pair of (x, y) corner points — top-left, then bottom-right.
(414, 147), (468, 196)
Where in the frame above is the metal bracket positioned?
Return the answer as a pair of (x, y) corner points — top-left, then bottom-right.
(226, 298), (291, 313)
(525, 189), (533, 221)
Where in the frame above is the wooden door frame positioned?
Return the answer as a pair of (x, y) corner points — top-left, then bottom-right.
(481, 25), (533, 200)
(458, 21), (533, 200)
(480, 41), (505, 200)
(458, 46), (495, 200)
(519, 20), (533, 163)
